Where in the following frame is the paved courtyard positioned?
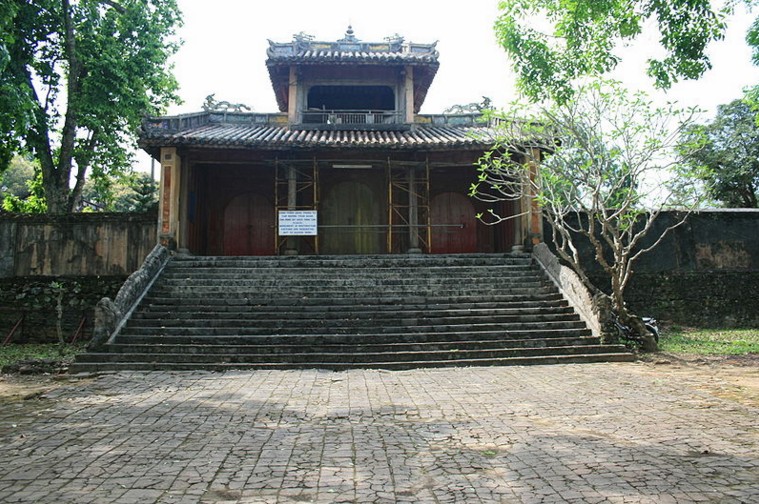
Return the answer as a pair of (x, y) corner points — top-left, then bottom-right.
(0, 362), (757, 503)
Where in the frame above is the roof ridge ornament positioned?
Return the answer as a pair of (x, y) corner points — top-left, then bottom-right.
(293, 31), (314, 43)
(384, 33), (405, 46)
(338, 25), (359, 43)
(202, 94), (252, 113)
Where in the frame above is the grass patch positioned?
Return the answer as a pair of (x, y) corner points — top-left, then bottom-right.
(659, 327), (759, 355)
(0, 343), (85, 370)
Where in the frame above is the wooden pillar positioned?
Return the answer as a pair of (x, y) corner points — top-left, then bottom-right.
(407, 167), (421, 254)
(285, 165), (298, 255)
(288, 66), (299, 124)
(525, 148), (543, 248)
(404, 65), (414, 124)
(158, 147), (181, 250)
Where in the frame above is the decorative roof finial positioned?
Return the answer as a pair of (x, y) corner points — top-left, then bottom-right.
(340, 25), (359, 43)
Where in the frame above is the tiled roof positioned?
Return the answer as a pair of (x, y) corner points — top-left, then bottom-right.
(267, 49), (438, 65)
(139, 111), (496, 151)
(140, 122), (493, 151)
(266, 29), (439, 113)
(266, 28), (439, 66)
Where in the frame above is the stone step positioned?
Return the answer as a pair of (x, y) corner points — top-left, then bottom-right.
(75, 343), (625, 364)
(145, 285), (559, 299)
(120, 319), (588, 337)
(132, 304), (576, 318)
(114, 327), (592, 345)
(72, 252), (633, 372)
(140, 293), (567, 309)
(167, 254), (533, 269)
(69, 351), (635, 373)
(101, 336), (602, 355)
(155, 276), (548, 288)
(137, 296), (569, 310)
(126, 312), (580, 328)
(162, 263), (538, 275)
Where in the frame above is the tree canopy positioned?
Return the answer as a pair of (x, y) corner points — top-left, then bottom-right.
(682, 98), (759, 208)
(0, 0), (182, 214)
(81, 172), (158, 212)
(495, 0), (744, 103)
(471, 81), (703, 348)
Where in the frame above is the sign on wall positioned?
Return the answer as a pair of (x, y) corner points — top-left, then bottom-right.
(278, 210), (318, 236)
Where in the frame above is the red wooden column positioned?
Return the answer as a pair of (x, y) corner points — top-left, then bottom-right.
(284, 165), (298, 256)
(288, 66), (299, 124)
(404, 65), (414, 124)
(407, 167), (421, 253)
(158, 147), (181, 249)
(525, 148), (543, 248)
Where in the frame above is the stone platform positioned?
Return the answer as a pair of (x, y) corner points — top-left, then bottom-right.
(1, 363), (757, 503)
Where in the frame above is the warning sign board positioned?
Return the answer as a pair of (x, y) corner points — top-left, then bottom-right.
(278, 210), (318, 236)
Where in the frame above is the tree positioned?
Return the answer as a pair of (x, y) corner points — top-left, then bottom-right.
(471, 81), (703, 350)
(0, 156), (35, 200)
(681, 99), (759, 208)
(0, 156), (46, 213)
(0, 0), (181, 214)
(495, 0), (739, 103)
(81, 172), (158, 212)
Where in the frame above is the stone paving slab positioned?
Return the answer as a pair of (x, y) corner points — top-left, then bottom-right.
(0, 363), (757, 503)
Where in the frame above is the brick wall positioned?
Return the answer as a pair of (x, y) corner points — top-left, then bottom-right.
(0, 212), (157, 278)
(545, 210), (759, 327)
(0, 212), (157, 343)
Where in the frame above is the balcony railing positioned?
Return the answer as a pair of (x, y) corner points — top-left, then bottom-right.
(301, 110), (404, 127)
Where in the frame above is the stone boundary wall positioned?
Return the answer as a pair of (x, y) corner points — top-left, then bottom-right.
(0, 212), (157, 278)
(544, 209), (759, 327)
(532, 243), (602, 337)
(0, 212), (157, 343)
(0, 276), (126, 344)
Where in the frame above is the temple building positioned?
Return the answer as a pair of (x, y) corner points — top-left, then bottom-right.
(139, 28), (539, 256)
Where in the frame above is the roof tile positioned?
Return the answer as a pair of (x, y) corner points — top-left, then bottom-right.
(141, 122), (492, 151)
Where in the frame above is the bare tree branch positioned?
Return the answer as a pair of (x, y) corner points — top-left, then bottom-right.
(472, 81), (704, 349)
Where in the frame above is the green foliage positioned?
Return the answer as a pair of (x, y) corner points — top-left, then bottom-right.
(0, 343), (85, 369)
(747, 10), (759, 68)
(0, 2), (34, 171)
(681, 98), (759, 208)
(472, 80), (703, 334)
(1, 166), (47, 213)
(13, 280), (86, 312)
(495, 0), (735, 103)
(0, 155), (35, 199)
(0, 0), (182, 213)
(81, 172), (158, 212)
(660, 327), (759, 355)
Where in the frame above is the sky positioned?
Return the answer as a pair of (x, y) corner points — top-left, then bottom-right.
(166, 0), (515, 116)
(135, 0), (759, 170)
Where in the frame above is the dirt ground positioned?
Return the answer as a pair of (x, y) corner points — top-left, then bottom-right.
(1, 355), (758, 407)
(634, 352), (759, 407)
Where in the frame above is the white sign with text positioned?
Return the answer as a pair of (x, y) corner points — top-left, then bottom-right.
(278, 210), (318, 236)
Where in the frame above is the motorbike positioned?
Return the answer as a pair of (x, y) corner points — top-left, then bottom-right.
(611, 312), (660, 346)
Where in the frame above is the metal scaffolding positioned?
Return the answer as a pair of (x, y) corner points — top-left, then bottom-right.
(387, 158), (430, 254)
(274, 158), (319, 254)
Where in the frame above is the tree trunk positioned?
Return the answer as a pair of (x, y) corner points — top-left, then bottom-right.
(610, 265), (658, 352)
(51, 0), (81, 214)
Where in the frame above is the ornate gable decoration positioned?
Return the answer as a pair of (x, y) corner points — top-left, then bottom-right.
(266, 26), (439, 64)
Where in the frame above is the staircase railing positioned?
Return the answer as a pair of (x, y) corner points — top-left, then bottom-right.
(532, 243), (602, 338)
(89, 244), (171, 350)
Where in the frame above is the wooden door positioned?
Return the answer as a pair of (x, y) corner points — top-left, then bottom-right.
(321, 180), (383, 254)
(430, 192), (477, 253)
(223, 193), (274, 255)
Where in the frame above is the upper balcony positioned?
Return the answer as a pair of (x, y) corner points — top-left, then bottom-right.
(297, 110), (406, 130)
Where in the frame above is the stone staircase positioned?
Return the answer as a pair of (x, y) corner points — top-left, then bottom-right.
(70, 254), (633, 372)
